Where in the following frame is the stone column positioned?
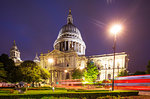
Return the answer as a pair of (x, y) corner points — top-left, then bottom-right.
(75, 42), (76, 51)
(66, 41), (68, 51)
(64, 41), (66, 51)
(58, 71), (60, 81)
(81, 45), (82, 54)
(59, 71), (61, 81)
(79, 44), (80, 53)
(68, 41), (70, 51)
(73, 42), (75, 51)
(63, 72), (66, 80)
(79, 44), (81, 53)
(69, 72), (71, 79)
(71, 41), (73, 49)
(84, 47), (85, 54)
(76, 43), (79, 52)
(70, 41), (72, 50)
(83, 47), (84, 54)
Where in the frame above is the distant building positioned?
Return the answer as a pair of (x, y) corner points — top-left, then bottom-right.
(33, 53), (40, 63)
(10, 10), (129, 83)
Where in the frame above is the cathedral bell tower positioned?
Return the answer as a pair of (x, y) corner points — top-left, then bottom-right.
(33, 53), (40, 63)
(10, 40), (22, 62)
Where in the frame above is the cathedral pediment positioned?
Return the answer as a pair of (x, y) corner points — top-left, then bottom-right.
(48, 49), (64, 55)
(46, 49), (79, 57)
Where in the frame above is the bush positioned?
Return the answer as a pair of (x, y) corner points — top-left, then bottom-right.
(95, 86), (103, 88)
(55, 87), (66, 90)
(28, 87), (66, 90)
(0, 90), (139, 98)
(20, 87), (27, 92)
(75, 89), (108, 92)
(67, 89), (76, 92)
(0, 88), (14, 93)
(28, 87), (50, 90)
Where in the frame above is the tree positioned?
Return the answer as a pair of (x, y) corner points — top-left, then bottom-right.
(10, 66), (23, 83)
(40, 68), (50, 80)
(146, 60), (150, 74)
(72, 68), (83, 79)
(83, 62), (99, 83)
(0, 62), (7, 81)
(118, 70), (128, 77)
(0, 54), (17, 82)
(19, 60), (42, 86)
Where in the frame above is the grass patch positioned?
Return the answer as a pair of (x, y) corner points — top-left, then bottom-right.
(0, 88), (139, 99)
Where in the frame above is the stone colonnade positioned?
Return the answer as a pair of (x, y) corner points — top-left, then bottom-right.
(49, 70), (72, 84)
(55, 41), (85, 54)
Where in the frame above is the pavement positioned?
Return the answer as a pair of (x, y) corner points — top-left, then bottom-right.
(139, 91), (150, 96)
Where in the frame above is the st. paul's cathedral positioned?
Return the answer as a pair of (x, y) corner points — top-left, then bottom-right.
(9, 10), (129, 84)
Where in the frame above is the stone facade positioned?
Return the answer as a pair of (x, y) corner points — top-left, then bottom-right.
(87, 52), (128, 81)
(39, 49), (87, 83)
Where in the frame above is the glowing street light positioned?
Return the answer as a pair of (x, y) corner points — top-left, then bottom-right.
(64, 70), (68, 73)
(110, 24), (122, 91)
(80, 66), (84, 70)
(110, 24), (122, 35)
(48, 58), (54, 63)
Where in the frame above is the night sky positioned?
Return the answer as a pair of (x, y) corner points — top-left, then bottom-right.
(0, 0), (150, 73)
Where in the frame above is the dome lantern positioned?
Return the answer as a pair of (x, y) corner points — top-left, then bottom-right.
(67, 9), (73, 24)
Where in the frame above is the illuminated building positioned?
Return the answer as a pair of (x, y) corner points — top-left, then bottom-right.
(10, 10), (128, 83)
(39, 10), (128, 83)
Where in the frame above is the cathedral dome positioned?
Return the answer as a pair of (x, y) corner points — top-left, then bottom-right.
(57, 23), (82, 40)
(60, 23), (80, 35)
(53, 10), (86, 55)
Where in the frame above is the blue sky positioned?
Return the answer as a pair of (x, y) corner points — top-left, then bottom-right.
(0, 0), (150, 73)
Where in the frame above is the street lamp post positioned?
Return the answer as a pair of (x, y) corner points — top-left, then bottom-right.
(112, 32), (116, 91)
(110, 24), (122, 91)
